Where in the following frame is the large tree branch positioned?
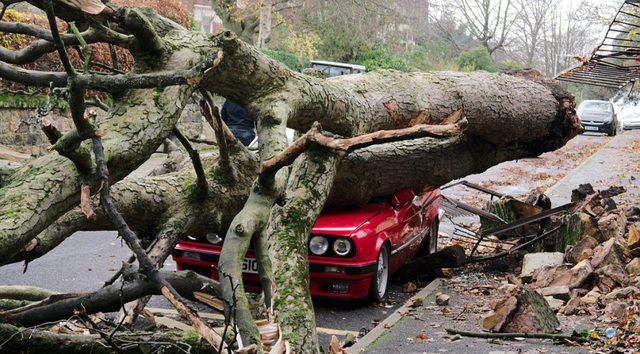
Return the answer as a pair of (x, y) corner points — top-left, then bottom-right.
(0, 61), (67, 86)
(1, 269), (221, 326)
(0, 21), (132, 48)
(0, 57), (214, 89)
(0, 30), (209, 262)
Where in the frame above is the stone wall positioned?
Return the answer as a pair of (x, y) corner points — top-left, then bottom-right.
(0, 95), (215, 157)
(0, 107), (72, 156)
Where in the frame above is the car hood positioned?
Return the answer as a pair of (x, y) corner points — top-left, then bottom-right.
(312, 204), (388, 236)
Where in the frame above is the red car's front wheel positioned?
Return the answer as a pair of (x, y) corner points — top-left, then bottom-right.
(369, 244), (389, 302)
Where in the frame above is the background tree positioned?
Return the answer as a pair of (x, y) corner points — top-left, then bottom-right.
(450, 0), (515, 56)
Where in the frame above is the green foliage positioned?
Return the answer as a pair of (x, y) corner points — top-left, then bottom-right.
(358, 47), (408, 71)
(189, 15), (200, 32)
(454, 46), (497, 72)
(497, 60), (524, 71)
(405, 40), (459, 72)
(481, 200), (517, 231)
(260, 49), (304, 71)
(0, 94), (68, 110)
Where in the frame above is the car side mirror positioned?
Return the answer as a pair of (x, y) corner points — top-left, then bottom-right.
(390, 188), (415, 208)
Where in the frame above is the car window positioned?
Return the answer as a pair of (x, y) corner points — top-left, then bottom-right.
(580, 101), (612, 112)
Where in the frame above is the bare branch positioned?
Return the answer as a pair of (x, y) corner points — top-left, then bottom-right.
(0, 21), (132, 47)
(259, 115), (467, 178)
(90, 134), (224, 349)
(86, 96), (110, 111)
(172, 128), (208, 197)
(0, 61), (67, 87)
(201, 91), (231, 165)
(43, 0), (75, 75)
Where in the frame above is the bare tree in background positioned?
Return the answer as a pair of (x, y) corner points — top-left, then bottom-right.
(509, 0), (557, 69)
(451, 0), (516, 55)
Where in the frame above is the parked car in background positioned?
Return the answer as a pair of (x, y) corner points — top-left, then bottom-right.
(173, 188), (442, 301)
(309, 60), (366, 78)
(620, 110), (640, 130)
(577, 100), (618, 136)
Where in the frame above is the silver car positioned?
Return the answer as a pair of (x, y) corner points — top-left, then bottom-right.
(621, 111), (640, 130)
(577, 100), (618, 136)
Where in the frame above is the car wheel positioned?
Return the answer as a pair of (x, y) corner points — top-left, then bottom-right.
(369, 244), (390, 302)
(608, 129), (616, 136)
(428, 217), (440, 254)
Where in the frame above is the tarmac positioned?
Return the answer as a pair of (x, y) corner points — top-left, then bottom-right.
(346, 131), (640, 353)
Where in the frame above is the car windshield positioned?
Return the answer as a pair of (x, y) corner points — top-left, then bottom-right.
(580, 101), (612, 112)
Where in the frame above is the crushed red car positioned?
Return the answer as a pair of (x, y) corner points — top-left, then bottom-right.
(172, 187), (441, 301)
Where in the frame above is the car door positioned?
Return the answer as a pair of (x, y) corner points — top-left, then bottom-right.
(387, 188), (424, 271)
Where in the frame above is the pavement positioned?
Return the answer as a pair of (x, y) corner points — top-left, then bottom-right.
(346, 131), (640, 353)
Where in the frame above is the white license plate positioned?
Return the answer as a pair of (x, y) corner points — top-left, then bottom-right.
(584, 126), (598, 131)
(242, 257), (258, 274)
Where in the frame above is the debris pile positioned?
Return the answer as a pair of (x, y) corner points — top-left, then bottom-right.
(481, 184), (640, 346)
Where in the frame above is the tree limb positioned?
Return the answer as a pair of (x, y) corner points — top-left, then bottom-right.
(445, 328), (592, 343)
(259, 115), (466, 179)
(90, 135), (223, 348)
(172, 128), (208, 198)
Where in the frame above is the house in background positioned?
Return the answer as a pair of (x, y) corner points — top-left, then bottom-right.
(179, 0), (223, 33)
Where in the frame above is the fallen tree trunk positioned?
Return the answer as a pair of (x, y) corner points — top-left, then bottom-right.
(0, 323), (212, 353)
(0, 270), (220, 327)
(0, 3), (581, 352)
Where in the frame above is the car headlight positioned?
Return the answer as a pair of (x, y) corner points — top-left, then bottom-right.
(309, 236), (329, 255)
(332, 238), (352, 256)
(206, 233), (223, 245)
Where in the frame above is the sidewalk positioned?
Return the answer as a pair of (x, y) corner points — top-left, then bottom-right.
(545, 131), (639, 207)
(347, 132), (640, 353)
(350, 277), (590, 354)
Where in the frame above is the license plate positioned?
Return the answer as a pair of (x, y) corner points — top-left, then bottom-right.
(584, 126), (598, 131)
(242, 257), (258, 274)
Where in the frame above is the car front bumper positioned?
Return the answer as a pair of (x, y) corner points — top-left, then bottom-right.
(172, 243), (376, 299)
(582, 121), (614, 133)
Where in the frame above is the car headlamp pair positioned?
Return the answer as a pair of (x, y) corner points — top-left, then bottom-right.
(309, 236), (352, 256)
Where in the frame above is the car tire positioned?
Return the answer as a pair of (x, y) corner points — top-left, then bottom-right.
(608, 129), (616, 137)
(369, 244), (390, 302)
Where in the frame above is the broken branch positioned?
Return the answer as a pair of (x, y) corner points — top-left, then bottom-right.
(80, 184), (97, 220)
(259, 116), (467, 177)
(445, 328), (592, 343)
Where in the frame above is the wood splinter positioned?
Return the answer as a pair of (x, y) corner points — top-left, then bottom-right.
(80, 184), (96, 220)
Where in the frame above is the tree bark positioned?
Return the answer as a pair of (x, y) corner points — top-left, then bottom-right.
(0, 323), (213, 353)
(1, 270), (220, 326)
(267, 146), (342, 353)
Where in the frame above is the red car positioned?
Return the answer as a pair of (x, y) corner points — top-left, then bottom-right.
(172, 187), (441, 301)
